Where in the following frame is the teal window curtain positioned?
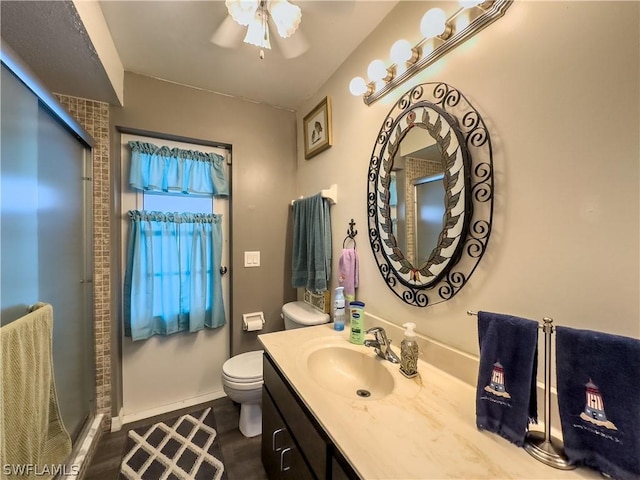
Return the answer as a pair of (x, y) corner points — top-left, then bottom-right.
(129, 141), (229, 196)
(124, 211), (226, 341)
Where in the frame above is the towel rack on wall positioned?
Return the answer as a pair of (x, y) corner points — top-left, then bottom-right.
(27, 302), (47, 313)
(343, 219), (357, 248)
(291, 184), (338, 206)
(467, 310), (575, 470)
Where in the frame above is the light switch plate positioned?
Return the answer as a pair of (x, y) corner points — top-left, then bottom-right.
(244, 251), (260, 267)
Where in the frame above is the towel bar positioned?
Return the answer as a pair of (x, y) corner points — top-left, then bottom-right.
(291, 184), (338, 206)
(27, 302), (47, 313)
(468, 311), (546, 331)
(468, 310), (575, 470)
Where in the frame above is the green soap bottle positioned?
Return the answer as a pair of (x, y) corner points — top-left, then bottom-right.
(349, 301), (365, 345)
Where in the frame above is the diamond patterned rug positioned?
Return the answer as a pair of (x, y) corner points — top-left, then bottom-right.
(119, 407), (227, 480)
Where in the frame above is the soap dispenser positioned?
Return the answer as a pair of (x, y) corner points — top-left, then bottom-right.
(400, 322), (419, 378)
(333, 286), (345, 331)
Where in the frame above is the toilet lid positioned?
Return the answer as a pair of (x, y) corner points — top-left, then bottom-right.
(222, 350), (263, 382)
(282, 301), (330, 326)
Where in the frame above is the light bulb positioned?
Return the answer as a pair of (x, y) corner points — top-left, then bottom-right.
(390, 39), (413, 64)
(349, 77), (368, 96)
(420, 8), (448, 38)
(367, 59), (387, 82)
(459, 0), (484, 7)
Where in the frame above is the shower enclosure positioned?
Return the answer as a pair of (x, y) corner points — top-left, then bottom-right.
(1, 50), (95, 444)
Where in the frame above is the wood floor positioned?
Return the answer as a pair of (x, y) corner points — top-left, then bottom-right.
(85, 396), (268, 480)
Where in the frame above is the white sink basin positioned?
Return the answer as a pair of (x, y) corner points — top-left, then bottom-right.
(305, 345), (395, 400)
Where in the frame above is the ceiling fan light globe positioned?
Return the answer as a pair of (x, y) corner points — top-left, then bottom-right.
(225, 0), (258, 26)
(244, 17), (271, 49)
(269, 0), (302, 38)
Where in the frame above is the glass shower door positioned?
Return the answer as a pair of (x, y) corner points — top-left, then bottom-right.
(0, 64), (95, 440)
(37, 106), (95, 439)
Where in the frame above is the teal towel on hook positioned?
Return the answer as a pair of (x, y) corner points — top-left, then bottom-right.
(292, 193), (332, 291)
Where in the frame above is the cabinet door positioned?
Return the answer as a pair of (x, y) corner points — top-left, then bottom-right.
(263, 355), (328, 478)
(331, 453), (359, 480)
(281, 445), (313, 480)
(262, 388), (286, 479)
(262, 388), (314, 480)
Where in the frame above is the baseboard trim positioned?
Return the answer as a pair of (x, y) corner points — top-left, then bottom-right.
(111, 407), (124, 432)
(67, 413), (105, 480)
(122, 390), (227, 426)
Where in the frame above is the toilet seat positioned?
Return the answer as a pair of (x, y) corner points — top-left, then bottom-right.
(222, 350), (263, 383)
(222, 376), (263, 391)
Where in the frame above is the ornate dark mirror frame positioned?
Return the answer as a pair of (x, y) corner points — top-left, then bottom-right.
(367, 82), (494, 307)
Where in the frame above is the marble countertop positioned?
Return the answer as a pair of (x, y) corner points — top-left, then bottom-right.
(258, 324), (600, 480)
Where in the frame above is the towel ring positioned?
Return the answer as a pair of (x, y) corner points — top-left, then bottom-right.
(343, 236), (356, 249)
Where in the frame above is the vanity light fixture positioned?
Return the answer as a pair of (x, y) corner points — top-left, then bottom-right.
(350, 0), (512, 105)
(390, 39), (418, 76)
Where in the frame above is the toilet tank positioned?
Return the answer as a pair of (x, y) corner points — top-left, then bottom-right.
(282, 301), (330, 330)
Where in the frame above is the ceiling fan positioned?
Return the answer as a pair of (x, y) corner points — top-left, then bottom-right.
(211, 0), (309, 59)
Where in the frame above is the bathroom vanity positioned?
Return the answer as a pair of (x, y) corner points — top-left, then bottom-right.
(262, 352), (354, 479)
(259, 324), (600, 479)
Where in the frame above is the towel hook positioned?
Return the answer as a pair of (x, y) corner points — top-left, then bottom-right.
(343, 219), (357, 248)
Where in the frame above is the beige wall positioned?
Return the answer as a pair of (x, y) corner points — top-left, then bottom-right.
(296, 1), (640, 355)
(110, 72), (297, 413)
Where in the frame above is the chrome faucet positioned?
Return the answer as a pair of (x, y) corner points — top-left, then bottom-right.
(364, 327), (400, 363)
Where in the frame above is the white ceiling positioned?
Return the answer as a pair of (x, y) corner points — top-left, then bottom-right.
(1, 1), (399, 111)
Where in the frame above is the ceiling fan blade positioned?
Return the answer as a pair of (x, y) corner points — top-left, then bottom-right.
(273, 29), (309, 59)
(300, 1), (355, 15)
(210, 15), (245, 48)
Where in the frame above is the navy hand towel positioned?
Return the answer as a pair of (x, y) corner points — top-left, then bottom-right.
(476, 311), (539, 447)
(556, 326), (640, 480)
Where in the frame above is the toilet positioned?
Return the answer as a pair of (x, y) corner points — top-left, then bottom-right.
(221, 301), (329, 437)
(281, 301), (330, 330)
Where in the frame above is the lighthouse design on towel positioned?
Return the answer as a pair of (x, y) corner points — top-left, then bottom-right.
(484, 360), (512, 399)
(580, 379), (618, 430)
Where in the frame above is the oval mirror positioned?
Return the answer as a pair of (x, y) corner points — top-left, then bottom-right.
(367, 83), (494, 307)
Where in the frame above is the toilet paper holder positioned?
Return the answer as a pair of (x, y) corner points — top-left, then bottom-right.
(242, 311), (265, 331)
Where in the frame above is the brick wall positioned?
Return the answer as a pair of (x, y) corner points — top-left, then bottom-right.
(404, 157), (442, 265)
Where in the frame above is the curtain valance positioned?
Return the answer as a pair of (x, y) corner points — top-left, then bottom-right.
(127, 210), (222, 224)
(129, 141), (229, 196)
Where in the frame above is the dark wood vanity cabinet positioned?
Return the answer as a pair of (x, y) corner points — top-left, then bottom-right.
(262, 353), (358, 480)
(261, 389), (313, 479)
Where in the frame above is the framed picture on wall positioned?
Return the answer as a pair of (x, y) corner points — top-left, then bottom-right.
(303, 96), (332, 159)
